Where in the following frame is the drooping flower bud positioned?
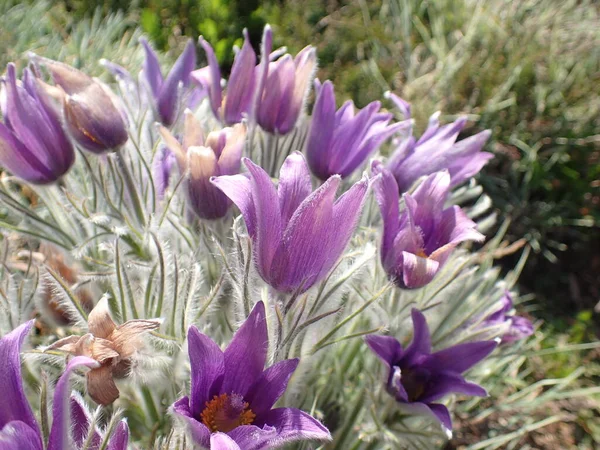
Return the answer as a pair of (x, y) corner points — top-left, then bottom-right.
(160, 111), (246, 220)
(31, 56), (128, 153)
(0, 64), (75, 184)
(306, 79), (409, 181)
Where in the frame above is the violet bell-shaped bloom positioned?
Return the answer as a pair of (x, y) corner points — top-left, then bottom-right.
(366, 309), (497, 432)
(385, 92), (493, 193)
(306, 79), (409, 181)
(0, 320), (129, 449)
(193, 30), (257, 125)
(160, 111), (246, 220)
(212, 152), (368, 293)
(141, 38), (196, 126)
(255, 43), (316, 135)
(372, 162), (484, 289)
(0, 64), (75, 184)
(481, 291), (534, 344)
(31, 55), (128, 153)
(172, 301), (331, 449)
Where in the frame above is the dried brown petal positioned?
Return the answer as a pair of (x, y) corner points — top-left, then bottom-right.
(87, 298), (116, 339)
(87, 365), (120, 405)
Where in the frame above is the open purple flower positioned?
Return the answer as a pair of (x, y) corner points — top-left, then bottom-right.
(385, 93), (493, 193)
(372, 162), (484, 289)
(141, 38), (197, 127)
(306, 79), (409, 181)
(366, 309), (496, 432)
(254, 39), (316, 135)
(212, 152), (368, 293)
(0, 320), (129, 449)
(172, 302), (331, 449)
(160, 111), (246, 220)
(31, 55), (128, 153)
(482, 291), (534, 344)
(193, 30), (257, 125)
(0, 63), (74, 184)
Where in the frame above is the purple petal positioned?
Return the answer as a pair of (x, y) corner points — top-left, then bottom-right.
(223, 29), (257, 125)
(425, 340), (497, 374)
(372, 162), (401, 265)
(256, 55), (296, 134)
(140, 38), (163, 97)
(403, 309), (432, 364)
(211, 432), (241, 450)
(306, 79), (336, 180)
(226, 424), (277, 450)
(107, 421), (129, 450)
(278, 152), (313, 227)
(385, 92), (411, 119)
(502, 316), (534, 344)
(70, 394), (101, 449)
(0, 421), (42, 450)
(365, 335), (403, 368)
(410, 171), (451, 237)
(221, 302), (268, 397)
(198, 37), (223, 120)
(258, 408), (331, 447)
(419, 372), (487, 403)
(244, 158), (282, 281)
(210, 174), (256, 236)
(428, 206), (484, 259)
(427, 403), (453, 432)
(0, 321), (39, 436)
(187, 326), (225, 416)
(171, 397), (211, 448)
(250, 25), (273, 122)
(48, 356), (100, 450)
(448, 150), (494, 187)
(245, 359), (299, 417)
(158, 39), (196, 126)
(400, 251), (440, 289)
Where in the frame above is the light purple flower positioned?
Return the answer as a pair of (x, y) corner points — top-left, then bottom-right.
(366, 309), (497, 432)
(31, 56), (128, 153)
(306, 79), (409, 181)
(0, 64), (74, 184)
(160, 111), (246, 220)
(482, 291), (534, 344)
(212, 152), (368, 293)
(141, 38), (197, 126)
(152, 144), (177, 200)
(372, 162), (484, 289)
(254, 39), (316, 135)
(385, 93), (493, 192)
(0, 320), (129, 449)
(193, 30), (257, 125)
(172, 302), (331, 449)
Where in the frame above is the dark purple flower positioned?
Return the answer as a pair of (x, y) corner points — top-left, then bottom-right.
(482, 291), (534, 344)
(160, 111), (246, 220)
(172, 302), (331, 449)
(306, 80), (409, 181)
(385, 93), (493, 193)
(0, 320), (129, 449)
(193, 30), (257, 125)
(141, 38), (197, 126)
(366, 309), (497, 432)
(372, 162), (484, 289)
(0, 64), (74, 184)
(254, 39), (316, 135)
(152, 144), (177, 200)
(212, 152), (368, 293)
(31, 56), (128, 153)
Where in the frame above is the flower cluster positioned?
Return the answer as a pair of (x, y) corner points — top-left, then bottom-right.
(0, 22), (536, 450)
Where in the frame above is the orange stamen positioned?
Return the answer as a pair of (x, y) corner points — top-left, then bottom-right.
(200, 393), (256, 433)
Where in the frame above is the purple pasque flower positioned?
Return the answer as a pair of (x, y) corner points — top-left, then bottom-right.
(372, 162), (484, 289)
(212, 152), (368, 293)
(482, 291), (534, 344)
(365, 309), (497, 432)
(172, 301), (331, 449)
(0, 320), (129, 449)
(141, 38), (197, 127)
(193, 30), (257, 125)
(306, 79), (409, 181)
(160, 111), (246, 220)
(385, 92), (493, 193)
(31, 55), (128, 153)
(254, 40), (316, 135)
(0, 63), (74, 184)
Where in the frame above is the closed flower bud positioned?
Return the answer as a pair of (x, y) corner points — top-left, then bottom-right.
(32, 56), (128, 153)
(0, 64), (75, 184)
(160, 111), (246, 220)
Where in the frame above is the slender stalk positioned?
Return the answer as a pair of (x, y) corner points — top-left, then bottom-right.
(114, 149), (146, 227)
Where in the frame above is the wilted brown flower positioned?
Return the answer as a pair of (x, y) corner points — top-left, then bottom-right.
(48, 297), (160, 405)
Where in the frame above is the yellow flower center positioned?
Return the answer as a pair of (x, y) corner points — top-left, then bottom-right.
(415, 248), (428, 258)
(200, 393), (256, 433)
